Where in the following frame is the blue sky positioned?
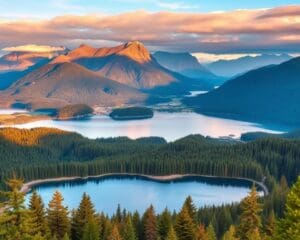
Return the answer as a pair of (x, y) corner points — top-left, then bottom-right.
(1, 0), (300, 19)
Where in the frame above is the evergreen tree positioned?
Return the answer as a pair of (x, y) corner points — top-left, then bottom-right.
(167, 225), (178, 240)
(206, 224), (216, 240)
(71, 193), (97, 240)
(29, 191), (48, 236)
(175, 206), (196, 240)
(122, 216), (137, 240)
(275, 176), (300, 240)
(143, 205), (157, 240)
(132, 211), (143, 240)
(264, 210), (276, 239)
(196, 224), (208, 240)
(108, 223), (122, 240)
(183, 196), (197, 222)
(237, 186), (262, 240)
(47, 191), (70, 240)
(158, 208), (172, 240)
(0, 177), (33, 240)
(82, 217), (100, 240)
(222, 226), (238, 240)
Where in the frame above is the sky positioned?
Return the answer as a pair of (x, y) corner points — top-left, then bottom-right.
(0, 0), (300, 61)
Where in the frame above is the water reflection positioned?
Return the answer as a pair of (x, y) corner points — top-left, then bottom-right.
(9, 112), (283, 141)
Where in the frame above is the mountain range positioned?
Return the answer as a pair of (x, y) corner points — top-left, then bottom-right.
(0, 41), (215, 109)
(206, 54), (292, 77)
(0, 48), (67, 73)
(152, 51), (224, 86)
(183, 57), (300, 126)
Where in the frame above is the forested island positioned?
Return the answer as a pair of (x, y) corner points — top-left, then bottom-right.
(0, 127), (299, 239)
(109, 107), (154, 120)
(56, 104), (94, 120)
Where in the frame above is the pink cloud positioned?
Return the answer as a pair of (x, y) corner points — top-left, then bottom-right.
(0, 6), (299, 53)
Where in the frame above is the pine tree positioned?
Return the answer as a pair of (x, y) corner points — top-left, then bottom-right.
(206, 224), (216, 240)
(275, 176), (300, 240)
(237, 186), (262, 240)
(71, 193), (97, 240)
(82, 217), (100, 240)
(183, 196), (197, 222)
(0, 177), (33, 240)
(175, 205), (196, 240)
(158, 208), (172, 240)
(122, 216), (137, 240)
(167, 225), (178, 240)
(47, 191), (70, 240)
(132, 211), (142, 240)
(196, 224), (208, 240)
(222, 226), (238, 240)
(108, 223), (123, 240)
(29, 191), (48, 236)
(143, 205), (157, 240)
(264, 210), (276, 239)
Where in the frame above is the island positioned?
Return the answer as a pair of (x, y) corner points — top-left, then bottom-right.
(109, 107), (154, 120)
(56, 104), (94, 120)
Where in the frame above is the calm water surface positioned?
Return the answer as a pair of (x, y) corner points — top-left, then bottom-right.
(26, 176), (259, 215)
(8, 111), (282, 141)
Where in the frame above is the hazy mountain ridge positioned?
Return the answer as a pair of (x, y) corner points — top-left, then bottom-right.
(153, 51), (225, 86)
(0, 48), (67, 73)
(183, 57), (300, 126)
(206, 53), (292, 77)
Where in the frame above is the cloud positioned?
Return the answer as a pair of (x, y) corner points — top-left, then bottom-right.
(2, 44), (66, 53)
(157, 1), (197, 10)
(0, 5), (299, 53)
(193, 53), (261, 63)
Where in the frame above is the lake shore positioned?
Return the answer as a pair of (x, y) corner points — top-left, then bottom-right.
(0, 113), (50, 125)
(21, 173), (269, 196)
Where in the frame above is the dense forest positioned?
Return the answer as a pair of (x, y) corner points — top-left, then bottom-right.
(0, 127), (299, 239)
(109, 107), (154, 120)
(0, 176), (299, 240)
(0, 128), (299, 189)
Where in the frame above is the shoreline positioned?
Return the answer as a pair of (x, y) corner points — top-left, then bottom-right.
(21, 173), (269, 196)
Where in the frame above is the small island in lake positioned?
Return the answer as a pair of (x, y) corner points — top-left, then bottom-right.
(109, 107), (154, 120)
(56, 104), (94, 120)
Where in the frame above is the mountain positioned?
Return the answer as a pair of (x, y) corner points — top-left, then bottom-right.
(183, 57), (300, 126)
(153, 51), (224, 85)
(52, 41), (212, 91)
(206, 54), (292, 77)
(1, 62), (145, 109)
(0, 59), (51, 90)
(0, 48), (67, 73)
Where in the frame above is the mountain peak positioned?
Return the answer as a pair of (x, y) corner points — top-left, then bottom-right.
(118, 40), (151, 63)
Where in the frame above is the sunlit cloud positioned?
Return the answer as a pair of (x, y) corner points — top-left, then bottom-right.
(2, 44), (66, 53)
(192, 53), (261, 63)
(0, 5), (299, 53)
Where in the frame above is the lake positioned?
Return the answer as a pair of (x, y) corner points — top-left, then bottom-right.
(8, 111), (282, 141)
(26, 175), (260, 215)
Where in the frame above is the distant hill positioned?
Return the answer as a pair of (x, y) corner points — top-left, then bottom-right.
(241, 130), (300, 141)
(183, 57), (300, 126)
(0, 48), (67, 73)
(1, 62), (145, 109)
(153, 51), (225, 86)
(0, 59), (51, 90)
(206, 54), (292, 77)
